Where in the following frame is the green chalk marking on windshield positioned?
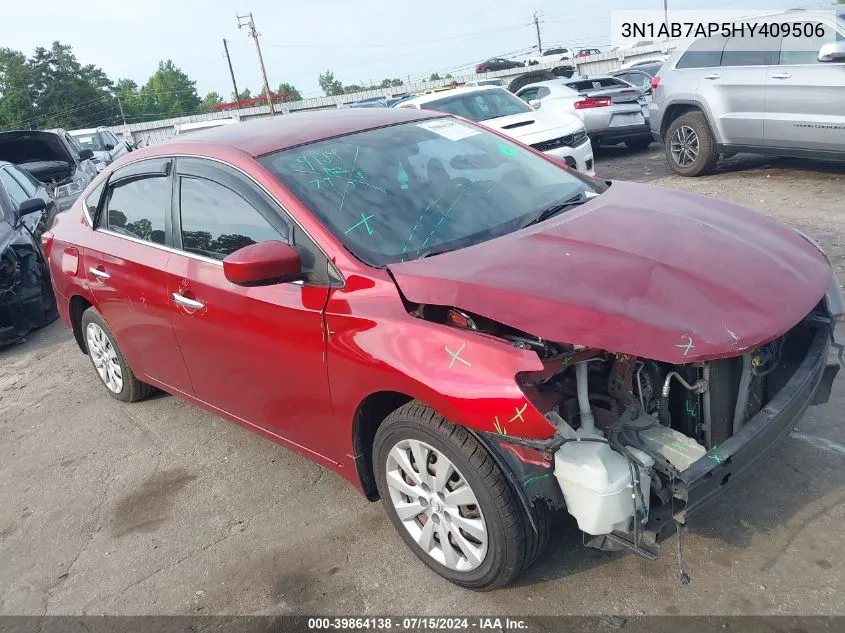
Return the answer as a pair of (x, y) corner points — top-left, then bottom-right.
(499, 145), (517, 157)
(397, 163), (409, 190)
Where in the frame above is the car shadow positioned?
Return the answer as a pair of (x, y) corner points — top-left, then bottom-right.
(0, 319), (70, 359)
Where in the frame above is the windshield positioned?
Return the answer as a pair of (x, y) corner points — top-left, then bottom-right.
(423, 89), (532, 122)
(259, 117), (596, 267)
(71, 132), (106, 151)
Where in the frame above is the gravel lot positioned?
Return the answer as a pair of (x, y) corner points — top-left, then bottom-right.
(2, 145), (845, 617)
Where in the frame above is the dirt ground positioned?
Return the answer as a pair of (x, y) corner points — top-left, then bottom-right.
(2, 145), (845, 616)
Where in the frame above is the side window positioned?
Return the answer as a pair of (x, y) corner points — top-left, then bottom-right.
(178, 176), (286, 260)
(518, 88), (539, 102)
(8, 166), (38, 197)
(86, 180), (106, 223)
(0, 168), (30, 208)
(676, 36), (727, 69)
(721, 34), (778, 66)
(779, 22), (834, 65)
(104, 175), (169, 245)
(536, 86), (551, 99)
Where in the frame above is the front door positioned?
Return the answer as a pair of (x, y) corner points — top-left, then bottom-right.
(764, 21), (845, 150)
(84, 158), (193, 393)
(702, 33), (776, 147)
(165, 158), (334, 458)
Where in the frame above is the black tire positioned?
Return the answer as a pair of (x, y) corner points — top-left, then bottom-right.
(625, 137), (652, 151)
(373, 401), (550, 590)
(80, 307), (154, 403)
(664, 110), (718, 177)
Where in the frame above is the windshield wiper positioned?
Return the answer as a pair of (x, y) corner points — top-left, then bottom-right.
(522, 193), (591, 228)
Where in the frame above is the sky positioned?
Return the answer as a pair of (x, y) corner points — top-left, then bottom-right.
(1, 0), (834, 100)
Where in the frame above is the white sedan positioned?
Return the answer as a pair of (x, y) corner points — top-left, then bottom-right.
(397, 87), (594, 175)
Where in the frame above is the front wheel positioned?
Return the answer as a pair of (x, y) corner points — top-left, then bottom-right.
(665, 111), (718, 176)
(373, 402), (549, 590)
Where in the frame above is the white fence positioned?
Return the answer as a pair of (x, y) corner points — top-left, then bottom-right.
(113, 42), (677, 147)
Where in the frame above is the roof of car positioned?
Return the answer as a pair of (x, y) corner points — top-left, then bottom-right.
(153, 108), (442, 157)
(400, 86), (510, 106)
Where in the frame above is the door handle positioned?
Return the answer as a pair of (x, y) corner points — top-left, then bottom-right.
(703, 73), (721, 80)
(88, 267), (110, 280)
(770, 72), (792, 79)
(171, 293), (205, 310)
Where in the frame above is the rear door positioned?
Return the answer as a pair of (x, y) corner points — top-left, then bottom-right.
(165, 158), (334, 452)
(764, 21), (845, 150)
(84, 158), (193, 393)
(702, 33), (777, 146)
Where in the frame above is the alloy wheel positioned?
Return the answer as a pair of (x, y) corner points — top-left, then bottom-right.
(86, 322), (123, 394)
(385, 439), (488, 572)
(670, 125), (700, 167)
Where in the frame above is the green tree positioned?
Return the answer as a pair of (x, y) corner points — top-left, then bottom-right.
(429, 73), (441, 81)
(113, 78), (142, 121)
(202, 91), (224, 110)
(391, 78), (404, 87)
(277, 82), (302, 102)
(0, 48), (36, 129)
(138, 60), (201, 119)
(445, 73), (453, 79)
(318, 70), (344, 96)
(27, 42), (115, 129)
(236, 88), (252, 101)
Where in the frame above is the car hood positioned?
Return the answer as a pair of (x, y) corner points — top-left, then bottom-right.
(0, 130), (76, 166)
(483, 111), (582, 140)
(387, 181), (831, 363)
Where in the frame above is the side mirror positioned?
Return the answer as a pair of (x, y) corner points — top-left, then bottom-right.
(104, 143), (114, 150)
(818, 41), (845, 63)
(529, 99), (542, 109)
(223, 241), (301, 286)
(18, 197), (47, 217)
(78, 148), (94, 160)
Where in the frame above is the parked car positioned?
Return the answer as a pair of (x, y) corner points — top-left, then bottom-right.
(620, 55), (668, 69)
(464, 79), (506, 88)
(69, 127), (131, 169)
(46, 109), (841, 589)
(527, 47), (574, 66)
(610, 62), (665, 117)
(516, 77), (652, 150)
(0, 129), (97, 212)
(399, 86), (594, 174)
(576, 48), (601, 57)
(650, 10), (845, 176)
(475, 58), (524, 73)
(0, 161), (57, 345)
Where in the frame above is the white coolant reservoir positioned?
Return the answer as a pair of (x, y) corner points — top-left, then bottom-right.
(637, 423), (706, 471)
(554, 431), (653, 536)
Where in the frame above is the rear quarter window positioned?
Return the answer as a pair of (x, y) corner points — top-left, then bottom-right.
(676, 36), (727, 69)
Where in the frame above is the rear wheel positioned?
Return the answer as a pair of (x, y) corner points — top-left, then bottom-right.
(373, 401), (549, 590)
(665, 111), (718, 176)
(81, 307), (153, 403)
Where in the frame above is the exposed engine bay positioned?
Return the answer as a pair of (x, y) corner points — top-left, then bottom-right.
(413, 302), (836, 562)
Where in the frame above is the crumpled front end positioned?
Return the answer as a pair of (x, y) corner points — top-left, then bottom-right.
(0, 240), (58, 346)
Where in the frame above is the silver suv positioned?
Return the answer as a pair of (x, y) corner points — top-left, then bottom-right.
(650, 10), (845, 176)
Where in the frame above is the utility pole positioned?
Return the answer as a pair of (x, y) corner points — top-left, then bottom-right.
(663, 0), (669, 39)
(116, 95), (127, 126)
(533, 11), (543, 54)
(237, 12), (276, 116)
(222, 38), (241, 113)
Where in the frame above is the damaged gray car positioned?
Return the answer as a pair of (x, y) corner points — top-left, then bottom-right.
(0, 129), (97, 213)
(0, 161), (58, 345)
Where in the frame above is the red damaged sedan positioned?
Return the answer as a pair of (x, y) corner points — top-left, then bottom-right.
(44, 109), (842, 589)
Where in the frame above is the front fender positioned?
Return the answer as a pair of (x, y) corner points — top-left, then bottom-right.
(324, 274), (558, 463)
